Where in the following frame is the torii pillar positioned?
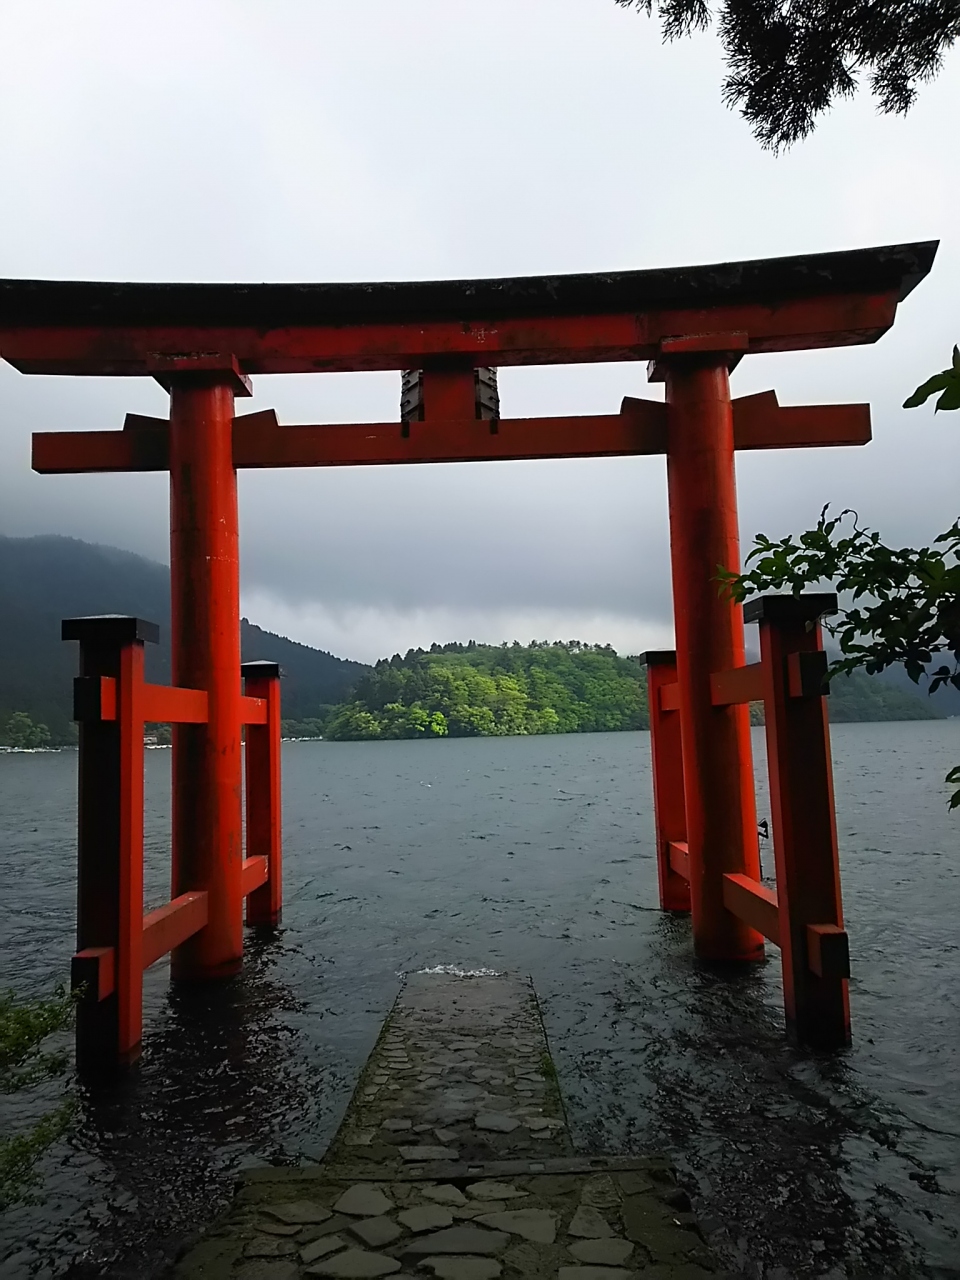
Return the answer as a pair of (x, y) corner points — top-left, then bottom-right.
(163, 360), (250, 981)
(653, 337), (762, 961)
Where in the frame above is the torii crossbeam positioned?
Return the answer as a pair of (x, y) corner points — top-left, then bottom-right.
(3, 239), (936, 1053)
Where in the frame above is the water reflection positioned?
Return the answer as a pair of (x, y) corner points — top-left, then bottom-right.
(554, 929), (941, 1277)
(4, 931), (320, 1280)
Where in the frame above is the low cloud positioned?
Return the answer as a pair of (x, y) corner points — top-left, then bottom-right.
(242, 592), (676, 665)
(0, 1), (956, 661)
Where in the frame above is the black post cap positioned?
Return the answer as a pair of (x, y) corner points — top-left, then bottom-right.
(742, 593), (838, 626)
(639, 649), (678, 666)
(241, 660), (282, 680)
(62, 615), (160, 646)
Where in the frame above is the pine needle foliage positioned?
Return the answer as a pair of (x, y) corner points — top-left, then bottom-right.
(616, 0), (960, 147)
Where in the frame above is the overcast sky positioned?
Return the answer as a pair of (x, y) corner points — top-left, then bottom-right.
(0, 1), (957, 661)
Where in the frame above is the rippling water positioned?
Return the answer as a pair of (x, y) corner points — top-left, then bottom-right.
(0, 724), (958, 1278)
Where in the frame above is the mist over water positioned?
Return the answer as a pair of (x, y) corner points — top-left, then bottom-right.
(0, 723), (957, 1278)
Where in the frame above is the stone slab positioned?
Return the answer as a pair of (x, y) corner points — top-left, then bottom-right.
(264, 1201), (335, 1226)
(558, 1269), (633, 1280)
(567, 1236), (634, 1265)
(304, 1249), (402, 1276)
(396, 1206), (453, 1232)
(348, 1215), (403, 1248)
(334, 1186), (396, 1218)
(418, 1260), (502, 1279)
(401, 1225), (510, 1255)
(301, 1235), (349, 1264)
(236, 1262), (300, 1280)
(475, 1208), (557, 1243)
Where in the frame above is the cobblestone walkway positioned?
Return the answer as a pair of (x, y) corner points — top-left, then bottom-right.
(172, 972), (732, 1280)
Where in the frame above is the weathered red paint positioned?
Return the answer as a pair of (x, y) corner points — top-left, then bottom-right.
(0, 290), (901, 376)
(241, 856), (269, 897)
(65, 620), (283, 1072)
(116, 639), (145, 1061)
(664, 357), (764, 962)
(242, 663), (283, 928)
(710, 594), (849, 1046)
(142, 892), (209, 970)
(710, 662), (763, 706)
(722, 873), (781, 946)
(168, 377), (244, 982)
(751, 597), (851, 1047)
(643, 651), (690, 912)
(31, 396), (871, 474)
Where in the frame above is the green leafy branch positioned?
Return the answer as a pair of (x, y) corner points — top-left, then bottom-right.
(723, 506), (960, 689)
(0, 986), (76, 1210)
(723, 350), (960, 806)
(902, 345), (960, 412)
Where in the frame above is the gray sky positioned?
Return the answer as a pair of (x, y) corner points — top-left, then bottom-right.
(0, 0), (957, 661)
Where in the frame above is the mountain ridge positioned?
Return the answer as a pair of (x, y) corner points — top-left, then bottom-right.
(0, 533), (368, 739)
(0, 532), (945, 743)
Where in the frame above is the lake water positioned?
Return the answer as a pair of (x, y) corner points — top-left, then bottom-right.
(0, 723), (958, 1278)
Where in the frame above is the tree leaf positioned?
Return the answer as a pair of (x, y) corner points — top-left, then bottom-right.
(936, 380), (960, 412)
(903, 372), (951, 408)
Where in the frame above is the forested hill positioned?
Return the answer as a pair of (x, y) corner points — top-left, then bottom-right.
(325, 640), (942, 741)
(0, 534), (943, 746)
(326, 641), (648, 739)
(0, 534), (368, 741)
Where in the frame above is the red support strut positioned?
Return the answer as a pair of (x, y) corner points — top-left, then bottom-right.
(65, 615), (285, 1074)
(242, 661), (283, 927)
(747, 594), (851, 1047)
(65, 615), (158, 1074)
(642, 650), (690, 912)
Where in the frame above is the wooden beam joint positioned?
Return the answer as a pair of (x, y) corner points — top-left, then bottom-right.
(722, 873), (781, 946)
(806, 923), (850, 979)
(668, 840), (690, 881)
(710, 663), (763, 706)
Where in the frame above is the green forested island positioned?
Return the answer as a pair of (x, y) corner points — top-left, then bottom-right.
(321, 640), (942, 741)
(325, 641), (648, 740)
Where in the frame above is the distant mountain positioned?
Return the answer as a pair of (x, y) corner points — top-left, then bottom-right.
(0, 534), (944, 744)
(827, 667), (942, 723)
(863, 659), (960, 718)
(0, 534), (368, 740)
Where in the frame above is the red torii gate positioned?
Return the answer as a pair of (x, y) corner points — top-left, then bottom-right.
(2, 239), (936, 1067)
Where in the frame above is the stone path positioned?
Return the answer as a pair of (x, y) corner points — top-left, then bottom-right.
(327, 972), (572, 1175)
(172, 972), (734, 1279)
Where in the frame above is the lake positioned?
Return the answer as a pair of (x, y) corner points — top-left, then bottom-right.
(0, 723), (958, 1278)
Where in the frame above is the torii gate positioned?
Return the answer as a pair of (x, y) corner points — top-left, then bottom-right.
(2, 239), (936, 1067)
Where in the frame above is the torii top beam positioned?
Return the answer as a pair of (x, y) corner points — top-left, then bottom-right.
(14, 241), (938, 474)
(0, 241), (937, 377)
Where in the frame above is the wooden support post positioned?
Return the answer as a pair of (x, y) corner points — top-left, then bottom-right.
(64, 615), (158, 1075)
(168, 367), (247, 981)
(642, 650), (690, 912)
(657, 352), (764, 961)
(242, 661), (283, 927)
(746, 593), (851, 1047)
